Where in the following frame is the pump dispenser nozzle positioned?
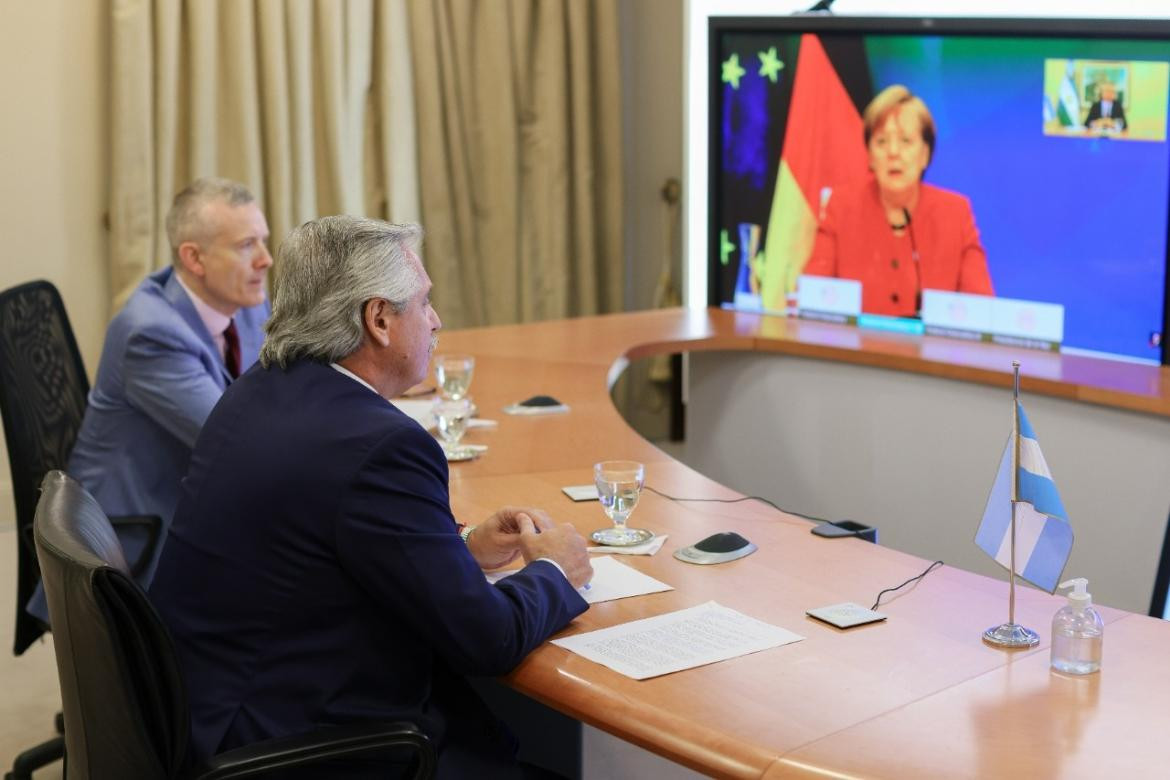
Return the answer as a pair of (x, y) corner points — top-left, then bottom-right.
(1058, 578), (1091, 607)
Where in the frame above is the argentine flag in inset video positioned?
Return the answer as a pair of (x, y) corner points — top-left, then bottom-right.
(975, 402), (1073, 593)
(1057, 60), (1082, 127)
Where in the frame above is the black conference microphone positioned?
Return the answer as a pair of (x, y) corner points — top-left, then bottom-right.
(904, 207), (923, 317)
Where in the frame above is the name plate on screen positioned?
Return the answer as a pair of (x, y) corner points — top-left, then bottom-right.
(733, 290), (764, 312)
(796, 275), (862, 325)
(922, 290), (1064, 351)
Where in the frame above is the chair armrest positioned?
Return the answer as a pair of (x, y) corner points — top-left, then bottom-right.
(108, 514), (163, 579)
(190, 721), (435, 779)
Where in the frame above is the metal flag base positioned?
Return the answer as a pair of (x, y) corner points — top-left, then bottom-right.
(983, 622), (1040, 648)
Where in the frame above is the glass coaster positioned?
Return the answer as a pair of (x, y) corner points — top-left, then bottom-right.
(590, 527), (654, 547)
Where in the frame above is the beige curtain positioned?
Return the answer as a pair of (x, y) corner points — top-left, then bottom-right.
(407, 0), (623, 328)
(108, 0), (420, 306)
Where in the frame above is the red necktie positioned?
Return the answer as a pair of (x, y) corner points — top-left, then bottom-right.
(224, 319), (241, 379)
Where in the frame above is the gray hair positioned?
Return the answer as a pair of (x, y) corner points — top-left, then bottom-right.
(259, 216), (424, 368)
(165, 177), (256, 263)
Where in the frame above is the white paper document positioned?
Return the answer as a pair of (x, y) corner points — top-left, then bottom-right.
(561, 484), (599, 501)
(589, 534), (668, 556)
(551, 601), (804, 680)
(486, 555), (672, 604)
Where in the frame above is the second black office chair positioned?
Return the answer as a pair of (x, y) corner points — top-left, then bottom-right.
(33, 469), (436, 779)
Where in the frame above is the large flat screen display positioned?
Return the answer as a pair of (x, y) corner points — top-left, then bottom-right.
(709, 17), (1170, 364)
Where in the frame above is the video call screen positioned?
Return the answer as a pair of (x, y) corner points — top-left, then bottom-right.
(711, 19), (1170, 364)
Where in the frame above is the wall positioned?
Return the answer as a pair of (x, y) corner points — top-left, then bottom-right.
(621, 0), (683, 313)
(616, 0), (685, 442)
(0, 1), (110, 528)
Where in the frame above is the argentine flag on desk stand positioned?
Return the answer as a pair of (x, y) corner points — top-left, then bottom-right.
(975, 402), (1074, 593)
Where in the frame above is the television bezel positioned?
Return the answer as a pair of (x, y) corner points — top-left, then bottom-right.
(706, 15), (1170, 365)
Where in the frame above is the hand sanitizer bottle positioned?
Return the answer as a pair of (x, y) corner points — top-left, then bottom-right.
(1050, 578), (1103, 675)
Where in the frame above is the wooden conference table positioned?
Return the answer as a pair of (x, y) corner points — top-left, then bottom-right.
(434, 307), (1170, 779)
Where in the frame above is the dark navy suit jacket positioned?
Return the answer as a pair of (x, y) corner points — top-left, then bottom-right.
(1084, 98), (1127, 131)
(149, 359), (587, 773)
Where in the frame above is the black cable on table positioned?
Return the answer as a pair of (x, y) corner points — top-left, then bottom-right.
(871, 560), (945, 611)
(644, 484), (828, 524)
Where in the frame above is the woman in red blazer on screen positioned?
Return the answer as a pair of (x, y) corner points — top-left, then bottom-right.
(803, 85), (994, 318)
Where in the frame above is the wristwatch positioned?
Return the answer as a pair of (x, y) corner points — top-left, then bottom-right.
(459, 524), (476, 544)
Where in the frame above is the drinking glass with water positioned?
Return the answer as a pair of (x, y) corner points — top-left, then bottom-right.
(435, 354), (474, 401)
(591, 460), (653, 546)
(434, 398), (473, 458)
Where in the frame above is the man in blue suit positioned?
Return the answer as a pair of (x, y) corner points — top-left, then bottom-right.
(150, 216), (592, 777)
(63, 178), (270, 594)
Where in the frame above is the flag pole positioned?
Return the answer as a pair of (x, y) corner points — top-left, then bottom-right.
(983, 361), (1040, 648)
(1010, 363), (1020, 625)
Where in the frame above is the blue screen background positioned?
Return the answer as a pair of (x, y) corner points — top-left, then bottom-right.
(866, 36), (1170, 361)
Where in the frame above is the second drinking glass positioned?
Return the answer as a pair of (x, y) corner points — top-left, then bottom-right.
(435, 354), (474, 401)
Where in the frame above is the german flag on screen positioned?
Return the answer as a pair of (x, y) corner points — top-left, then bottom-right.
(760, 34), (869, 311)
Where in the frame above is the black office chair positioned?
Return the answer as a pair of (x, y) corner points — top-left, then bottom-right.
(0, 280), (89, 656)
(0, 280), (160, 779)
(33, 469), (436, 779)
